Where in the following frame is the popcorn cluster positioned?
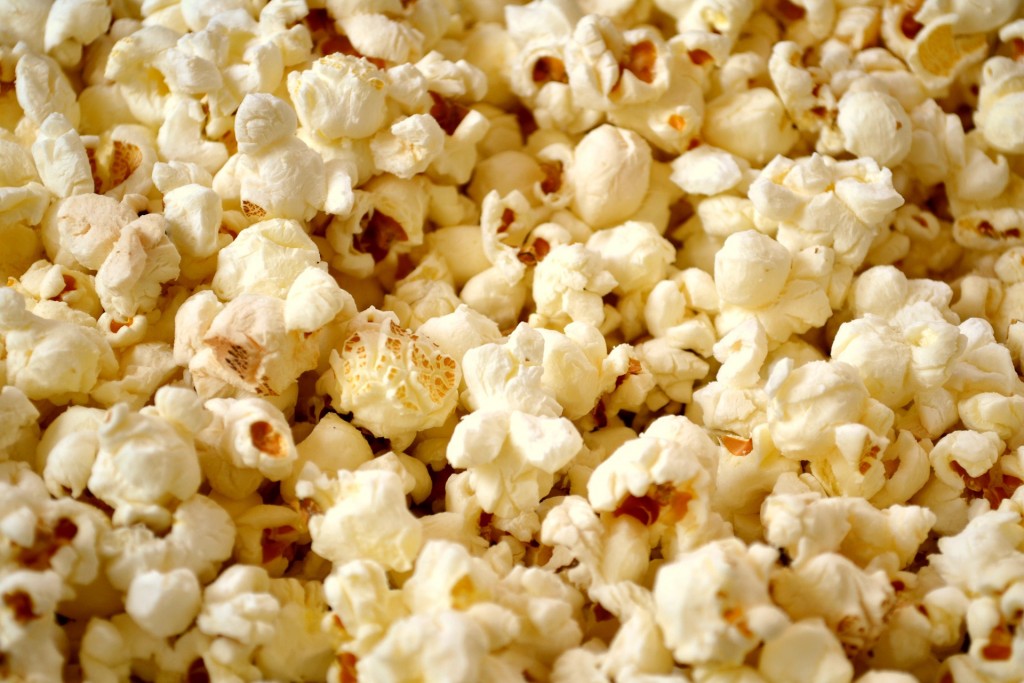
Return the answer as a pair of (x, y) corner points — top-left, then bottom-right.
(4, 0), (1024, 681)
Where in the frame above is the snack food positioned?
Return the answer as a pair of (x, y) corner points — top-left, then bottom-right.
(3, 1), (1024, 681)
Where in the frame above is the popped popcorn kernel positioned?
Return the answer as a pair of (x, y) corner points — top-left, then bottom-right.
(319, 308), (460, 441)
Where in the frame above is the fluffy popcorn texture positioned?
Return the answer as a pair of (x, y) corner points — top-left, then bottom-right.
(88, 398), (203, 529)
(0, 287), (116, 402)
(749, 154), (904, 270)
(212, 219), (322, 301)
(319, 308), (460, 441)
(654, 539), (789, 665)
(298, 468), (422, 571)
(8, 2), (1024, 681)
(571, 124), (652, 229)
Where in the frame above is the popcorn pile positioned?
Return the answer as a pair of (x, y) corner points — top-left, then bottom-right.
(5, 0), (1024, 681)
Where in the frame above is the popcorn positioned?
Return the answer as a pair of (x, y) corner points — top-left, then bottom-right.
(298, 468), (423, 571)
(41, 193), (138, 271)
(532, 243), (617, 329)
(0, 137), (51, 229)
(357, 610), (490, 683)
(758, 619), (854, 683)
(540, 495), (651, 591)
(0, 385), (39, 462)
(750, 154), (904, 270)
(95, 214), (182, 320)
(571, 124), (652, 229)
(30, 113), (94, 199)
(770, 553), (895, 656)
(176, 291), (320, 400)
(14, 47), (80, 129)
(326, 174), (430, 279)
(703, 87), (799, 166)
(126, 568), (203, 638)
(213, 94), (326, 222)
(586, 221), (675, 295)
(835, 89), (912, 168)
(162, 183), (223, 262)
(88, 390), (204, 529)
(203, 397), (298, 484)
(9, 2), (1024, 679)
(288, 53), (389, 141)
(976, 56), (1024, 155)
(654, 538), (789, 666)
(0, 287), (117, 403)
(587, 427), (715, 550)
(713, 232), (833, 347)
(447, 408), (582, 520)
(317, 308), (460, 443)
(213, 219), (322, 301)
(766, 359), (893, 497)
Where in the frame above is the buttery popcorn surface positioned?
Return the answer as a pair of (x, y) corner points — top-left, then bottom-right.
(4, 0), (1024, 680)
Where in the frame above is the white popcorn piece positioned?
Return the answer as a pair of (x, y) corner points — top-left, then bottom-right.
(714, 231), (791, 309)
(831, 304), (965, 409)
(357, 610), (489, 683)
(0, 568), (66, 682)
(835, 89), (912, 168)
(95, 214), (182, 320)
(41, 193), (138, 271)
(177, 291), (320, 400)
(758, 619), (854, 683)
(976, 56), (1024, 155)
(749, 154), (905, 270)
(156, 96), (230, 176)
(88, 392), (203, 529)
(0, 137), (51, 229)
(703, 88), (799, 166)
(540, 495), (651, 591)
(532, 243), (617, 329)
(198, 563), (281, 646)
(670, 145), (749, 197)
(38, 405), (105, 498)
(126, 568), (203, 638)
(928, 430), (1004, 493)
(213, 218), (322, 301)
(298, 467), (423, 571)
(448, 408), (582, 519)
(30, 113), (93, 199)
(284, 266), (355, 334)
(0, 287), (116, 403)
(0, 385), (39, 462)
(288, 52), (389, 141)
(587, 431), (713, 547)
(371, 113), (446, 179)
(460, 323), (560, 416)
(14, 47), (80, 129)
(571, 124), (652, 229)
(327, 174), (430, 279)
(214, 94), (326, 222)
(587, 221), (675, 295)
(770, 552), (895, 656)
(929, 508), (1024, 595)
(460, 265), (530, 330)
(416, 304), (503, 368)
(654, 538), (789, 666)
(713, 233), (833, 347)
(162, 183), (223, 261)
(318, 308), (460, 442)
(204, 397), (298, 484)
(766, 359), (893, 497)
(536, 324), (607, 421)
(566, 17), (670, 111)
